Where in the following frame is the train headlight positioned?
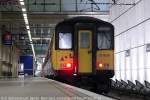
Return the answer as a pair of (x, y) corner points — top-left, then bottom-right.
(66, 63), (72, 68)
(98, 63), (103, 68)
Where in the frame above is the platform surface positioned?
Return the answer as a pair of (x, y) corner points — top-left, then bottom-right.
(0, 77), (115, 100)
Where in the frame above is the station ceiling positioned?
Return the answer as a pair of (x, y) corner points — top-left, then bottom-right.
(0, 0), (118, 60)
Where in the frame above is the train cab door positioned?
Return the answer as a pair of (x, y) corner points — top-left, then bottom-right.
(78, 30), (92, 73)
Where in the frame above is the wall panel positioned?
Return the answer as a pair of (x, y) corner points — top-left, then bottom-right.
(110, 0), (150, 83)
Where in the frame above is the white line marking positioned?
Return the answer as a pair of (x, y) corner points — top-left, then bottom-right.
(46, 78), (116, 100)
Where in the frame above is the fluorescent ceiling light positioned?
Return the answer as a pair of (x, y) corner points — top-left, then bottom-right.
(24, 18), (28, 22)
(27, 31), (32, 42)
(27, 30), (30, 34)
(22, 8), (26, 12)
(31, 45), (36, 61)
(24, 15), (27, 18)
(24, 16), (28, 20)
(20, 2), (24, 5)
(32, 37), (50, 40)
(24, 20), (28, 23)
(20, 0), (36, 61)
(26, 25), (30, 30)
(23, 13), (27, 17)
(24, 19), (29, 25)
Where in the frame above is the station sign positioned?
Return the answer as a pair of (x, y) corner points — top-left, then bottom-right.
(146, 44), (150, 52)
(2, 33), (13, 45)
(0, 0), (19, 5)
(0, 0), (20, 11)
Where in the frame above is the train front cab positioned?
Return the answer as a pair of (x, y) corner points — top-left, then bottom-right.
(52, 17), (114, 92)
(55, 24), (114, 77)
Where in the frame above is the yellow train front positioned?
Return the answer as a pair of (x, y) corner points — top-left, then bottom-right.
(50, 16), (114, 93)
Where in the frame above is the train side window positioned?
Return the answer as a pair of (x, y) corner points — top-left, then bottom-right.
(80, 32), (89, 48)
(59, 33), (72, 49)
(97, 32), (111, 49)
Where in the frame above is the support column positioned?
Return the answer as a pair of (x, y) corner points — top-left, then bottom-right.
(0, 12), (2, 77)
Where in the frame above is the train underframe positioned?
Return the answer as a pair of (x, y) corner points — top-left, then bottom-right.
(52, 70), (114, 94)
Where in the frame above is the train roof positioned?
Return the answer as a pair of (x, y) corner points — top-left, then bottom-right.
(56, 16), (113, 28)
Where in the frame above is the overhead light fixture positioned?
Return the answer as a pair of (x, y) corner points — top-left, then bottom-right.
(32, 37), (50, 40)
(24, 18), (28, 23)
(20, 2), (24, 5)
(25, 21), (29, 25)
(19, 0), (36, 61)
(22, 8), (26, 12)
(26, 25), (30, 30)
(24, 18), (29, 25)
(27, 30), (30, 34)
(24, 17), (28, 22)
(23, 13), (27, 18)
(31, 45), (36, 61)
(25, 20), (29, 25)
(23, 14), (27, 18)
(27, 30), (32, 41)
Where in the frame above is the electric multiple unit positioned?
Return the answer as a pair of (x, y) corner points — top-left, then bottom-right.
(49, 16), (114, 93)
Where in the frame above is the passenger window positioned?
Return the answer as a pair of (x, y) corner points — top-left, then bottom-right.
(80, 32), (89, 48)
(59, 33), (72, 49)
(97, 32), (111, 49)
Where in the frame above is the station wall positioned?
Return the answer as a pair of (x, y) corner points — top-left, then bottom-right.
(109, 0), (150, 83)
(0, 45), (20, 77)
(0, 21), (20, 77)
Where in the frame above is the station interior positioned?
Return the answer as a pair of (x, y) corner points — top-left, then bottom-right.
(0, 0), (150, 100)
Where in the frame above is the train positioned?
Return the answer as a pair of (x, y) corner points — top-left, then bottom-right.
(44, 16), (114, 93)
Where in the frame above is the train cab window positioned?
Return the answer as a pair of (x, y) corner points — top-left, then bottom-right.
(80, 32), (90, 48)
(97, 32), (112, 50)
(59, 33), (72, 49)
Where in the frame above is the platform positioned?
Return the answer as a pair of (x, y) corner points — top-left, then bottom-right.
(0, 77), (115, 100)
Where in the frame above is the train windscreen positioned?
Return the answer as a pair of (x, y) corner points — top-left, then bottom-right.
(97, 27), (113, 50)
(59, 33), (72, 49)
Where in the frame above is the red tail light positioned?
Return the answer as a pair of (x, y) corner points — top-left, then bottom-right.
(66, 63), (72, 68)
